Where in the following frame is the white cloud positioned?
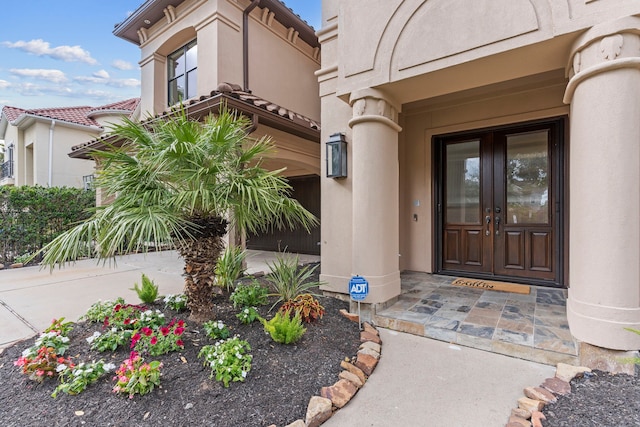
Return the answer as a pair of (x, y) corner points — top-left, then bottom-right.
(2, 39), (97, 65)
(9, 68), (67, 83)
(0, 80), (10, 89)
(108, 78), (140, 88)
(94, 69), (110, 79)
(112, 59), (134, 70)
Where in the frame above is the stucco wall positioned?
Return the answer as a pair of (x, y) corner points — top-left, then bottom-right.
(136, 0), (320, 121)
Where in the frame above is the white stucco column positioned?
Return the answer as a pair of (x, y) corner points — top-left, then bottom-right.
(348, 88), (402, 304)
(564, 17), (640, 350)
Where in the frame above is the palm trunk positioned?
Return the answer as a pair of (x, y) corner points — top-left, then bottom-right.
(176, 216), (227, 323)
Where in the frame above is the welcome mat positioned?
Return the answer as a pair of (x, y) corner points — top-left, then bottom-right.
(451, 278), (530, 294)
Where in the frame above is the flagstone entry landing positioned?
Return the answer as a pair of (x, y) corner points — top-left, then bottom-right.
(374, 272), (578, 366)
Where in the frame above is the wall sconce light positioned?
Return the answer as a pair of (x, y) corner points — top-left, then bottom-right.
(326, 132), (347, 178)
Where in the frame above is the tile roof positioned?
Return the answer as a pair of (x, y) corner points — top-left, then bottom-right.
(2, 98), (140, 129)
(70, 84), (320, 159)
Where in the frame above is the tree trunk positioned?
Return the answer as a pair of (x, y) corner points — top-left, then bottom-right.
(176, 216), (227, 323)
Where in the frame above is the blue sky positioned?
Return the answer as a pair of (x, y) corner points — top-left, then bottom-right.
(0, 0), (321, 112)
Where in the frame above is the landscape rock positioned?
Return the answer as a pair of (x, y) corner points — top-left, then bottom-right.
(359, 341), (381, 354)
(555, 363), (591, 382)
(284, 420), (305, 427)
(531, 411), (546, 427)
(360, 331), (381, 344)
(524, 386), (557, 404)
(357, 347), (380, 360)
(305, 396), (333, 427)
(354, 352), (378, 376)
(518, 397), (544, 412)
(320, 379), (358, 409)
(511, 407), (531, 419)
(10, 263), (23, 269)
(540, 377), (571, 396)
(340, 360), (367, 383)
(363, 322), (378, 336)
(339, 370), (364, 389)
(339, 309), (360, 323)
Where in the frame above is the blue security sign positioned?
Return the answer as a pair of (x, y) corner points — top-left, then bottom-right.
(349, 275), (369, 301)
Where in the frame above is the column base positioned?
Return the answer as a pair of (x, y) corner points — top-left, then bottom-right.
(567, 296), (640, 351)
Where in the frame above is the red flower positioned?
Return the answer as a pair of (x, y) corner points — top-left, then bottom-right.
(114, 304), (122, 312)
(141, 327), (153, 337)
(160, 326), (170, 336)
(103, 317), (110, 327)
(124, 318), (131, 325)
(176, 339), (184, 347)
(150, 336), (158, 345)
(130, 333), (141, 349)
(177, 320), (185, 327)
(174, 327), (184, 336)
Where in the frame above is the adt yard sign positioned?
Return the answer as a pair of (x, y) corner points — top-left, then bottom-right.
(349, 275), (369, 301)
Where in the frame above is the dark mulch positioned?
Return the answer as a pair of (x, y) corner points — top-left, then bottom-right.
(0, 281), (361, 427)
(541, 369), (640, 427)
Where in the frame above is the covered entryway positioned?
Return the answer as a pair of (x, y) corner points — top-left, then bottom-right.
(435, 118), (565, 287)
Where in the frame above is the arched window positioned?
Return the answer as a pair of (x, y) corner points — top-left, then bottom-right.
(167, 39), (197, 106)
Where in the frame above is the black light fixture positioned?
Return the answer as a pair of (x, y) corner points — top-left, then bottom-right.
(326, 132), (347, 178)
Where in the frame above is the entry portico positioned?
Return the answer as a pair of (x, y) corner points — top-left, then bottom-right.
(317, 0), (640, 352)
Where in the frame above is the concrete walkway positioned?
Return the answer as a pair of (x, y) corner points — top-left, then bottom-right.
(0, 250), (555, 426)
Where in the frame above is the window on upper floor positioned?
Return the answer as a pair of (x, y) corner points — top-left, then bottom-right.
(168, 40), (197, 106)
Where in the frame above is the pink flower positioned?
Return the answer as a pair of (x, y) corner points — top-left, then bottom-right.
(150, 336), (158, 345)
(177, 320), (185, 327)
(141, 327), (153, 337)
(124, 318), (131, 325)
(35, 369), (45, 377)
(174, 327), (184, 336)
(114, 304), (122, 312)
(160, 326), (170, 336)
(103, 317), (110, 327)
(176, 339), (184, 347)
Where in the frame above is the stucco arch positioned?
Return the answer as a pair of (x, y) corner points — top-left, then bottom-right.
(156, 27), (197, 56)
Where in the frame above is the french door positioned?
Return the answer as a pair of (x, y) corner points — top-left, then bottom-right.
(435, 119), (564, 286)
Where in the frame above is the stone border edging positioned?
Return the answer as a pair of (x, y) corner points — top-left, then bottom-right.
(505, 362), (592, 427)
(268, 311), (382, 427)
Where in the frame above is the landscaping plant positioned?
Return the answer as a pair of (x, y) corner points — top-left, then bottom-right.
(236, 306), (260, 325)
(164, 293), (188, 311)
(39, 108), (317, 323)
(265, 254), (322, 310)
(278, 293), (325, 323)
(230, 280), (269, 308)
(112, 351), (162, 398)
(203, 320), (231, 340)
(198, 336), (252, 387)
(215, 245), (247, 291)
(52, 360), (116, 398)
(82, 298), (126, 322)
(131, 274), (159, 304)
(260, 310), (306, 344)
(131, 320), (186, 356)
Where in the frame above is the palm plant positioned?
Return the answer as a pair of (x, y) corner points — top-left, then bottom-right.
(40, 108), (317, 322)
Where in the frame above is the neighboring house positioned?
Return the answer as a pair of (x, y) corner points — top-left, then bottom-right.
(0, 99), (140, 189)
(317, 0), (640, 352)
(70, 0), (322, 254)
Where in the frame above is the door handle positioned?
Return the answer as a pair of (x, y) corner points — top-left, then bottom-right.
(495, 216), (501, 235)
(485, 215), (491, 236)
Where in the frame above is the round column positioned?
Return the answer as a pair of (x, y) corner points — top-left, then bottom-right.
(348, 88), (402, 303)
(564, 17), (640, 350)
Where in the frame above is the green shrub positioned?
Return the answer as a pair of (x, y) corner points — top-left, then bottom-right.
(131, 274), (159, 304)
(265, 254), (322, 310)
(203, 320), (230, 340)
(230, 281), (268, 308)
(214, 245), (247, 291)
(279, 294), (325, 323)
(163, 294), (188, 311)
(259, 310), (306, 344)
(0, 185), (95, 264)
(198, 337), (252, 387)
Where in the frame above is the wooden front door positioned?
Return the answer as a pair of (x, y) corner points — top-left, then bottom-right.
(435, 119), (564, 286)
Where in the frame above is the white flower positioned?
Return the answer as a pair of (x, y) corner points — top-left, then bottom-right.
(144, 310), (152, 316)
(61, 336), (70, 343)
(103, 363), (116, 372)
(56, 364), (68, 373)
(111, 327), (118, 333)
(241, 371), (247, 378)
(86, 331), (101, 344)
(235, 353), (242, 359)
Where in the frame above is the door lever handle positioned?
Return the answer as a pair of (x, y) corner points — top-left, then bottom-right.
(485, 215), (491, 235)
(495, 216), (501, 235)
(485, 215), (491, 224)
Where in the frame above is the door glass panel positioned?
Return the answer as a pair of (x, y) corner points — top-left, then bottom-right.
(506, 130), (549, 224)
(446, 140), (480, 224)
